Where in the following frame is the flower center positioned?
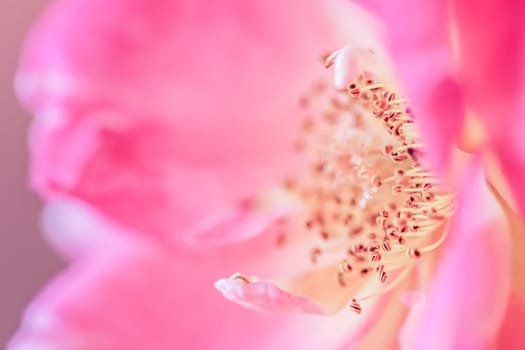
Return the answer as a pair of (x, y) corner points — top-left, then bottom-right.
(285, 63), (455, 313)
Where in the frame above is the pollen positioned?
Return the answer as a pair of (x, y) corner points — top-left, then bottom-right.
(286, 61), (455, 313)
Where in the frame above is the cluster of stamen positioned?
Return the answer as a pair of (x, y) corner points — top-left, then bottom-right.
(285, 63), (455, 313)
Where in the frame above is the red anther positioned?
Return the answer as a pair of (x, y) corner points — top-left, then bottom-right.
(350, 299), (362, 314)
(408, 248), (421, 258)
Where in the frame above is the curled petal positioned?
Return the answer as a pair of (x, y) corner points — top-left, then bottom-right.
(215, 274), (325, 314)
(216, 261), (383, 315)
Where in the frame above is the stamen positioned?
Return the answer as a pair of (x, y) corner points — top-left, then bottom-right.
(286, 60), (455, 315)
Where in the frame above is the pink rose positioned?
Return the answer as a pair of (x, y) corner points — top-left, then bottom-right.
(10, 0), (525, 349)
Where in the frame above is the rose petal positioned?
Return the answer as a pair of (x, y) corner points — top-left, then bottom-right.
(38, 194), (324, 279)
(492, 141), (525, 219)
(495, 294), (525, 349)
(214, 274), (325, 314)
(184, 189), (301, 247)
(411, 160), (510, 349)
(217, 262), (382, 315)
(41, 197), (131, 259)
(454, 0), (525, 139)
(352, 271), (415, 350)
(454, 0), (525, 217)
(18, 0), (378, 245)
(398, 292), (426, 350)
(9, 240), (377, 350)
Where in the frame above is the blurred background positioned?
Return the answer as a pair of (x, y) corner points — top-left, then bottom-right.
(0, 0), (63, 347)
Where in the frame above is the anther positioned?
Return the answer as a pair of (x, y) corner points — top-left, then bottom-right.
(275, 233), (286, 247)
(340, 260), (353, 273)
(350, 299), (362, 314)
(305, 220), (314, 230)
(408, 248), (421, 258)
(423, 192), (435, 201)
(372, 175), (383, 187)
(233, 274), (251, 284)
(377, 265), (388, 283)
(360, 268), (370, 276)
(370, 252), (382, 262)
(379, 271), (388, 283)
(392, 185), (402, 194)
(395, 169), (406, 177)
(343, 214), (354, 225)
(381, 240), (392, 252)
(310, 247), (322, 264)
(350, 227), (364, 236)
(367, 242), (380, 253)
(349, 86), (361, 97)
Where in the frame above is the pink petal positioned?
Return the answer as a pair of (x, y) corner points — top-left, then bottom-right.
(492, 139), (525, 218)
(411, 161), (510, 349)
(216, 262), (385, 315)
(453, 0), (525, 217)
(18, 0), (377, 245)
(184, 190), (300, 247)
(362, 0), (465, 176)
(40, 197), (134, 259)
(398, 292), (426, 350)
(37, 193), (321, 279)
(495, 294), (525, 349)
(9, 240), (376, 350)
(214, 274), (325, 314)
(352, 272), (416, 350)
(454, 0), (525, 138)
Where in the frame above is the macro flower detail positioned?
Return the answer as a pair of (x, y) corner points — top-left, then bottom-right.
(215, 49), (455, 316)
(10, 0), (524, 349)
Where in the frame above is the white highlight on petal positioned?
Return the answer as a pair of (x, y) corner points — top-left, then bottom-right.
(41, 197), (130, 259)
(15, 70), (75, 101)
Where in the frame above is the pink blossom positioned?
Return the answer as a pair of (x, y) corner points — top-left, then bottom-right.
(10, 0), (525, 349)
(346, 0), (525, 348)
(11, 0), (402, 349)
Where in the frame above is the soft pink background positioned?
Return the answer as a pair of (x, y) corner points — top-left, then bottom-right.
(0, 0), (63, 347)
